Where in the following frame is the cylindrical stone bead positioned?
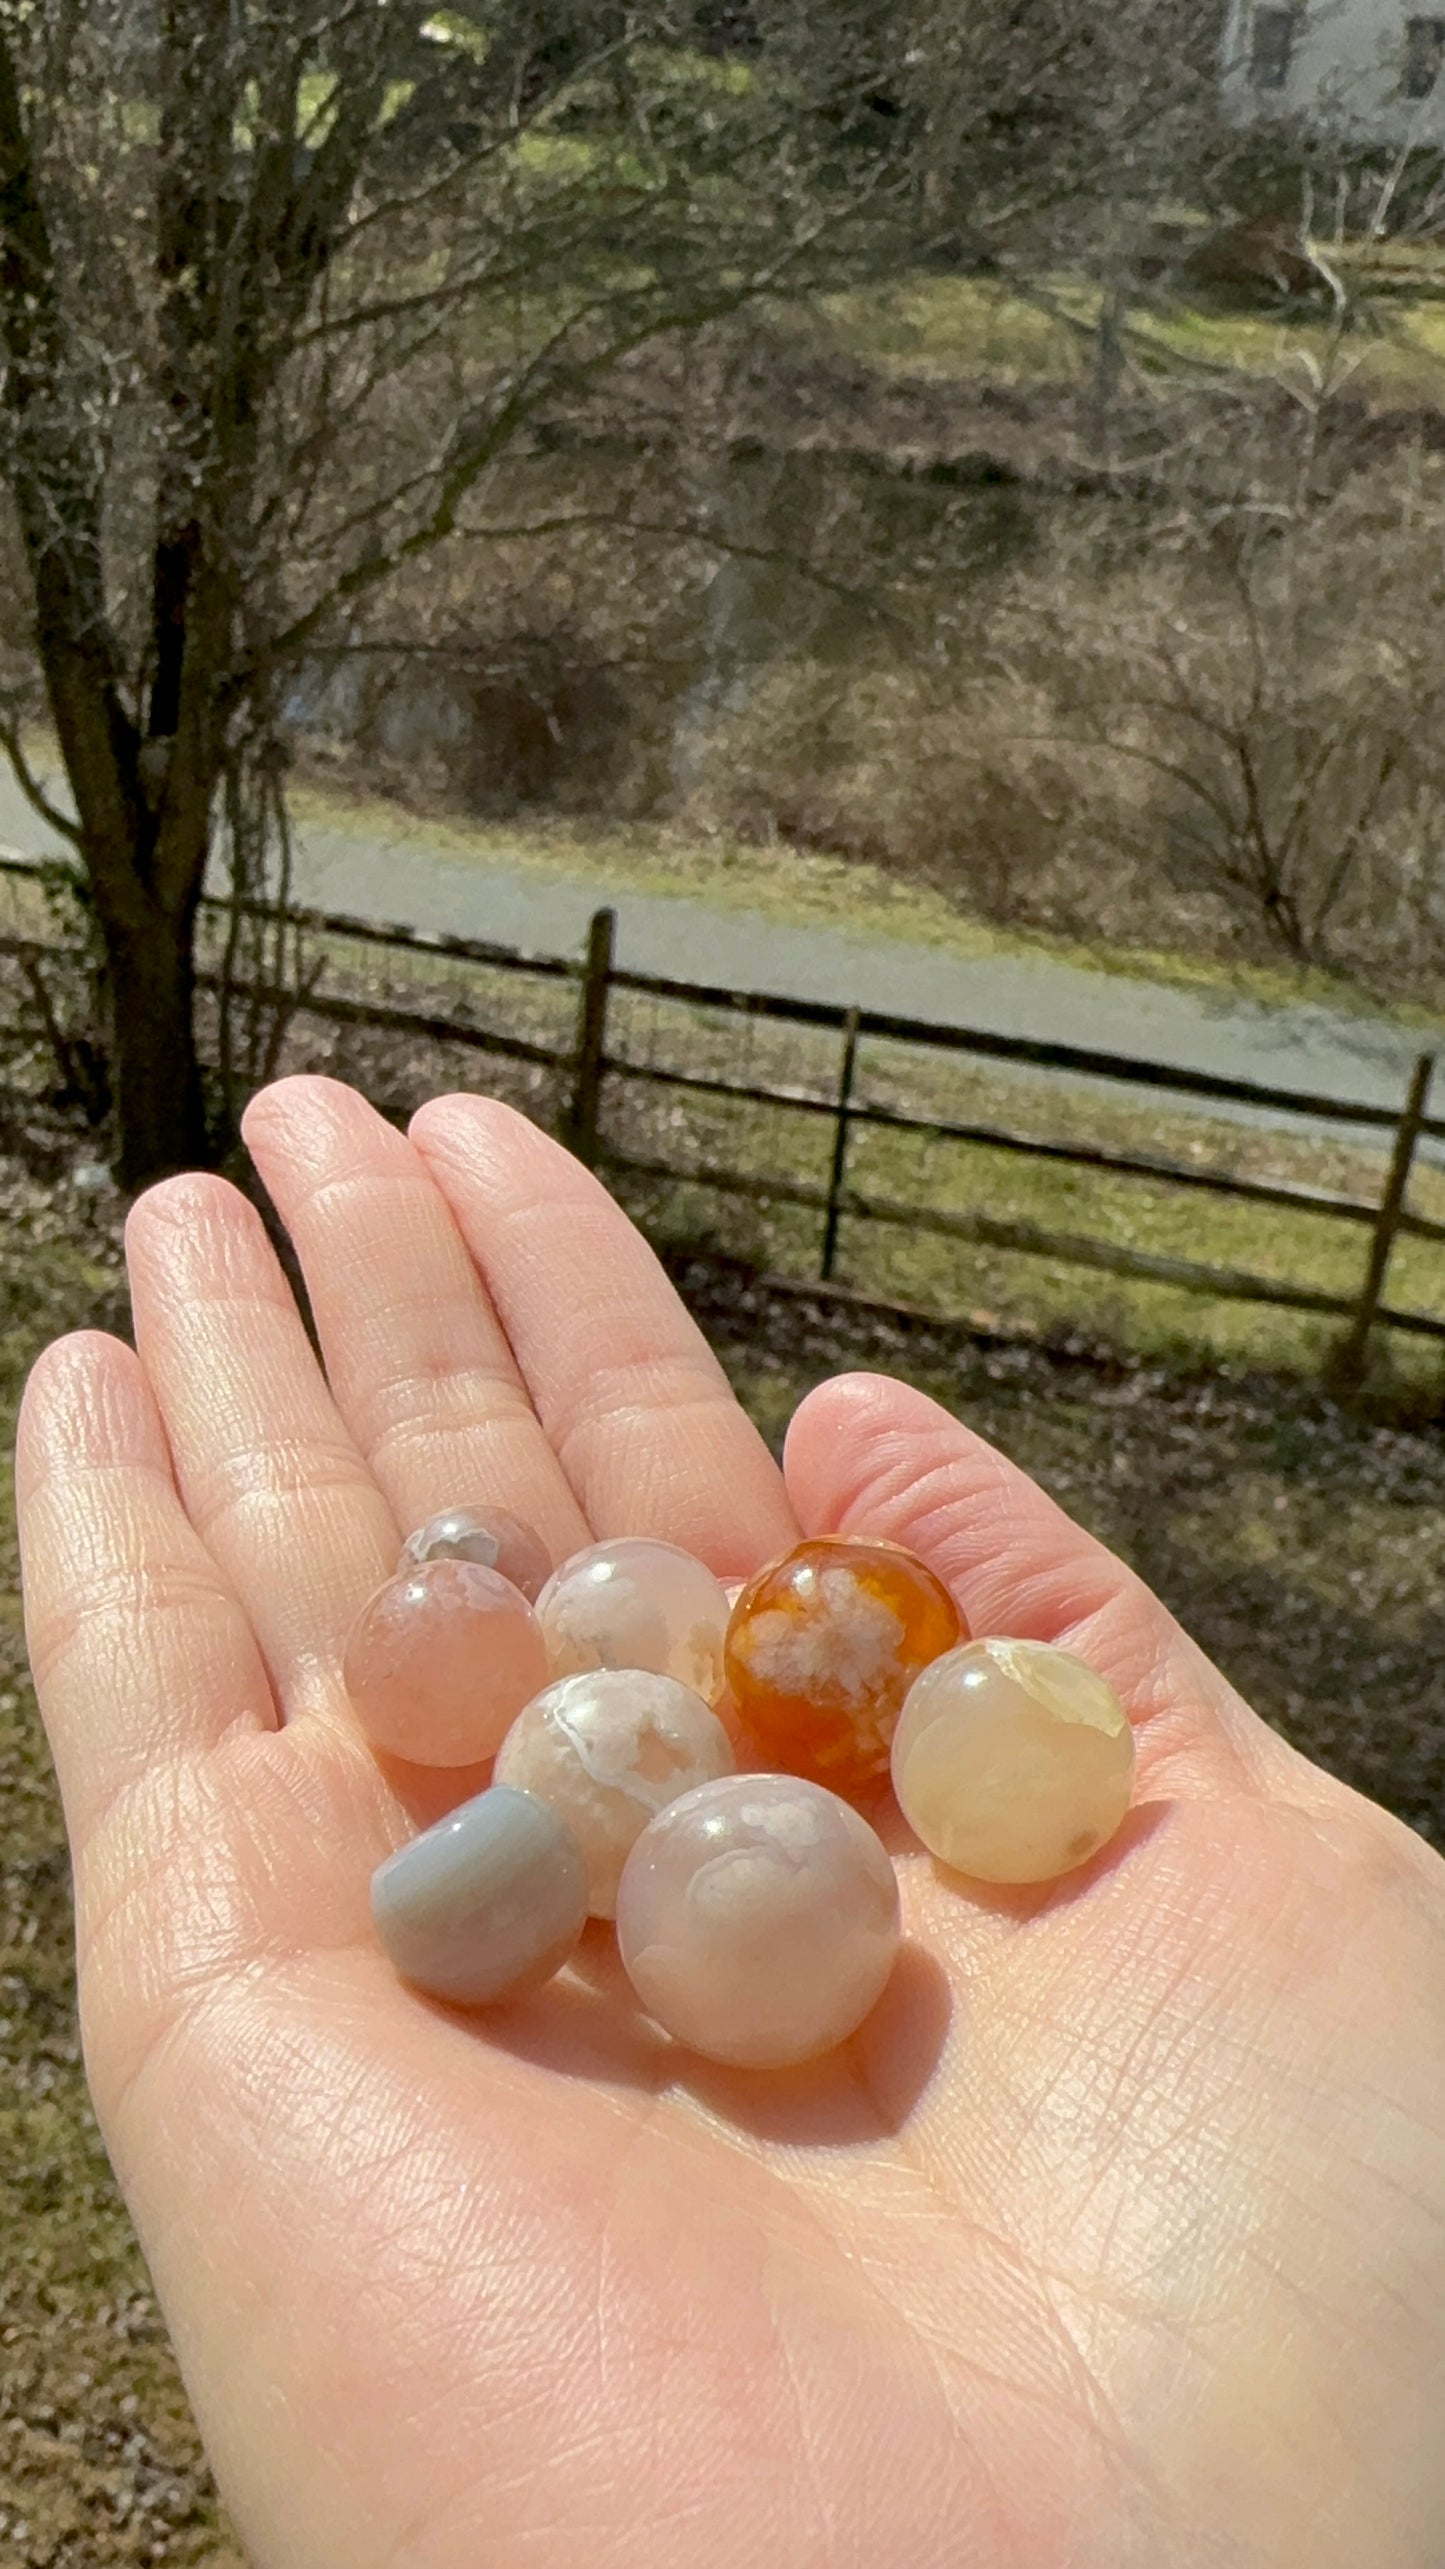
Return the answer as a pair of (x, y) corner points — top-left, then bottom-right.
(344, 1557), (549, 1767)
(371, 1785), (588, 2006)
(615, 1774), (901, 2067)
(891, 1636), (1136, 1884)
(535, 1537), (732, 1701)
(401, 1505), (552, 1605)
(493, 1669), (735, 1917)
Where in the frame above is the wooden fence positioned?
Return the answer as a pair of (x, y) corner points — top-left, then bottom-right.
(563, 907), (1445, 1378)
(2, 860), (1443, 1375)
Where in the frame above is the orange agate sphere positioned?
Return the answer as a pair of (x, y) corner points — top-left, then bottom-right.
(724, 1537), (964, 1795)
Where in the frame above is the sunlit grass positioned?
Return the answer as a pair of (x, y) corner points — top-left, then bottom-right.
(824, 266), (1445, 403)
(601, 998), (1445, 1383)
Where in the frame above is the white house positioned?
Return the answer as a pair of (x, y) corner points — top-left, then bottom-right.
(1222, 0), (1445, 140)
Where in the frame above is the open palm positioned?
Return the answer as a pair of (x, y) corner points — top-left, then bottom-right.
(17, 1075), (1445, 2569)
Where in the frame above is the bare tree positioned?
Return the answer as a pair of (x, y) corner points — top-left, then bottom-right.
(1020, 405), (1445, 980)
(0, 0), (914, 1183)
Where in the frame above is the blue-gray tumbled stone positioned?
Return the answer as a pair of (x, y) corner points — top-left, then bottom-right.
(372, 1785), (588, 2006)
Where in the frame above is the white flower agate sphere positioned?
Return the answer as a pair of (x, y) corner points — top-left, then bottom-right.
(615, 1774), (901, 2066)
(493, 1668), (735, 1917)
(891, 1636), (1135, 1884)
(535, 1537), (731, 1702)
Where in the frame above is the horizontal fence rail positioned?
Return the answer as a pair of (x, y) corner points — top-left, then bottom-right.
(0, 852), (1441, 1374)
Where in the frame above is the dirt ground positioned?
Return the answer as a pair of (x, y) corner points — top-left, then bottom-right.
(2, 1170), (1442, 2567)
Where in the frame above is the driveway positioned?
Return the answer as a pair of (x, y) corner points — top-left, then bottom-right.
(4, 767), (1441, 1146)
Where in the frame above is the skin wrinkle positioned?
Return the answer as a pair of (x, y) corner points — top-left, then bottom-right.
(207, 2026), (847, 2564)
(182, 1442), (392, 1533)
(676, 2178), (1011, 2567)
(716, 2081), (1141, 2535)
(16, 1337), (172, 1482)
(73, 1742), (267, 1946)
(365, 1387), (550, 1490)
(272, 1231), (535, 1418)
(552, 1366), (750, 1465)
(771, 2297), (844, 2553)
(25, 1556), (254, 1681)
(172, 2087), (561, 2518)
(76, 1737), (401, 2089)
(844, 2194), (1137, 2465)
(694, 2058), (1069, 2421)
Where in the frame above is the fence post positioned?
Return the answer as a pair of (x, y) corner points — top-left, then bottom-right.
(820, 1007), (861, 1282)
(1335, 1049), (1435, 1386)
(564, 906), (615, 1169)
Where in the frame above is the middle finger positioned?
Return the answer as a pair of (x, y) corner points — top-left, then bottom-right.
(242, 1076), (592, 1566)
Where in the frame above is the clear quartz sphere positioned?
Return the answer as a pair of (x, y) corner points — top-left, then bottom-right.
(343, 1558), (549, 1768)
(400, 1505), (552, 1605)
(535, 1537), (731, 1702)
(615, 1773), (901, 2067)
(891, 1636), (1135, 1884)
(493, 1669), (735, 1917)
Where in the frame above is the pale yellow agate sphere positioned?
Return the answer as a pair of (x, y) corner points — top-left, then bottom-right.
(891, 1637), (1135, 1884)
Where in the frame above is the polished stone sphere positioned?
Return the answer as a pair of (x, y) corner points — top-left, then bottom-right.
(616, 1773), (901, 2066)
(725, 1536), (962, 1795)
(372, 1786), (588, 2007)
(536, 1537), (731, 1702)
(401, 1504), (552, 1604)
(891, 1636), (1135, 1884)
(494, 1668), (735, 1917)
(343, 1557), (548, 1767)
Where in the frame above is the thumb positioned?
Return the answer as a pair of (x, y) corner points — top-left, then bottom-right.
(783, 1372), (1293, 1806)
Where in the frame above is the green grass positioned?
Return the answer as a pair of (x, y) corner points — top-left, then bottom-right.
(241, 793), (1445, 1386)
(821, 267), (1445, 405)
(599, 989), (1445, 1384)
(7, 776), (1444, 1383)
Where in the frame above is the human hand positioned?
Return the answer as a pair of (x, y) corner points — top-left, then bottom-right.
(17, 1075), (1445, 2569)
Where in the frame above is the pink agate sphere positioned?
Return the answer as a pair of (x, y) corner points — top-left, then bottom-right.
(615, 1773), (901, 2067)
(344, 1557), (548, 1767)
(401, 1505), (552, 1605)
(535, 1537), (730, 1701)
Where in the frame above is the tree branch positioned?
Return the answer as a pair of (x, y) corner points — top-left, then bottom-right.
(0, 712), (81, 847)
(0, 26), (140, 886)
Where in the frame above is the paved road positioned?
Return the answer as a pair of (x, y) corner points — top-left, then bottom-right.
(5, 768), (1441, 1146)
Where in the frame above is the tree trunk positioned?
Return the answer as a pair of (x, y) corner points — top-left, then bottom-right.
(95, 885), (210, 1189)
